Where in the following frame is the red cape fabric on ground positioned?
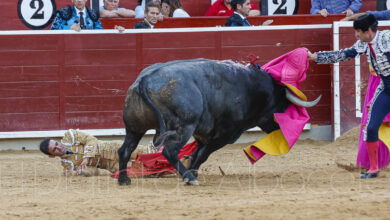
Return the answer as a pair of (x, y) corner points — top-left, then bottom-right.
(111, 141), (197, 178)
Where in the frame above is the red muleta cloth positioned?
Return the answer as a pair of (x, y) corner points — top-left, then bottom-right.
(111, 140), (197, 178)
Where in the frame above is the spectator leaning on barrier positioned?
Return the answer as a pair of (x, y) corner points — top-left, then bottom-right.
(205, 0), (259, 17)
(225, 0), (251, 26)
(51, 0), (103, 31)
(99, 0), (136, 18)
(310, 0), (363, 18)
(161, 0), (190, 17)
(133, 1), (161, 29)
(342, 10), (390, 21)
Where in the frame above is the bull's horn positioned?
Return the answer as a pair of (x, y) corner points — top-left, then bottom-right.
(285, 89), (322, 108)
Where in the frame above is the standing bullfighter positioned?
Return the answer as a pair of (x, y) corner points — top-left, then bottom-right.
(308, 14), (390, 178)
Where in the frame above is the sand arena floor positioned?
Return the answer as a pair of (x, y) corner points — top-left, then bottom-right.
(1, 127), (390, 219)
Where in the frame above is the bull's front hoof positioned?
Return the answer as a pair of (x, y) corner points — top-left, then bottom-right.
(184, 178), (199, 185)
(118, 176), (131, 185)
(182, 172), (199, 185)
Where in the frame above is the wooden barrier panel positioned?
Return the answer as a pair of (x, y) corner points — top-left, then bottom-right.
(101, 14), (345, 29)
(0, 26), (331, 132)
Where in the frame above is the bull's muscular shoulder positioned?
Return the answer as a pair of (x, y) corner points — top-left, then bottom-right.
(131, 58), (212, 88)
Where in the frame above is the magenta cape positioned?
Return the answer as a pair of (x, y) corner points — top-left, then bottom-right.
(244, 48), (311, 164)
(357, 74), (390, 169)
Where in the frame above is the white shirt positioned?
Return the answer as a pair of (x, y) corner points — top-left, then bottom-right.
(99, 6), (125, 11)
(75, 7), (87, 21)
(172, 8), (190, 17)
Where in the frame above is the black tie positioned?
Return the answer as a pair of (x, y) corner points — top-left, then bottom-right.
(79, 12), (85, 29)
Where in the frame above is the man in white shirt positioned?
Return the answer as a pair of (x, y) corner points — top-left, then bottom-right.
(99, 0), (136, 18)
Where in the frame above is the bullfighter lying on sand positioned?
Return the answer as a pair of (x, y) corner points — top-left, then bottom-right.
(39, 129), (194, 177)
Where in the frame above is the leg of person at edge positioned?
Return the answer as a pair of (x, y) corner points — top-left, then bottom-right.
(307, 14), (390, 179)
(39, 129), (192, 176)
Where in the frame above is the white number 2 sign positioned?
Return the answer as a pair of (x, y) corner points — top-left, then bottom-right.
(17, 0), (56, 29)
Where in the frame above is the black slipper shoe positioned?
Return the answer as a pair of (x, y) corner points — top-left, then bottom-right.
(360, 171), (379, 179)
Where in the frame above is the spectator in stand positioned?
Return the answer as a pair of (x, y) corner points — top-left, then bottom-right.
(133, 1), (161, 29)
(225, 0), (272, 26)
(135, 0), (164, 20)
(310, 0), (363, 18)
(161, 0), (190, 17)
(99, 0), (136, 18)
(51, 0), (103, 31)
(225, 0), (251, 26)
(205, 0), (260, 17)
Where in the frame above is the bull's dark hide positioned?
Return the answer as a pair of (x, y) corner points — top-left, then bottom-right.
(117, 58), (291, 186)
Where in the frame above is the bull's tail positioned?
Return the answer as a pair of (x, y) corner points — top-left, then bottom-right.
(138, 77), (167, 135)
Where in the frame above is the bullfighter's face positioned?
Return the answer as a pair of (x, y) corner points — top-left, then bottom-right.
(354, 29), (376, 43)
(72, 0), (88, 10)
(48, 140), (68, 157)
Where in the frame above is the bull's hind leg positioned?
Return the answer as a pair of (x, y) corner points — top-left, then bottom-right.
(160, 125), (198, 185)
(190, 143), (226, 173)
(118, 130), (144, 185)
(186, 140), (205, 177)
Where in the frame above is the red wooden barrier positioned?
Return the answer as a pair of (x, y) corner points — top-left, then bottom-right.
(0, 26), (332, 132)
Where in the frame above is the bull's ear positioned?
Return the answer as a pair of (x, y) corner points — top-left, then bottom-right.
(48, 155), (55, 158)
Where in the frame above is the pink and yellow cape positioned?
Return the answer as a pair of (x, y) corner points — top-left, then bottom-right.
(244, 48), (311, 164)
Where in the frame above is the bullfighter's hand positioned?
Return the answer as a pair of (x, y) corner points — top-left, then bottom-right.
(77, 158), (89, 175)
(318, 9), (328, 17)
(64, 170), (77, 176)
(307, 51), (317, 61)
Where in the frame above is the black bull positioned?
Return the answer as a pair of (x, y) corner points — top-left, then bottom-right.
(117, 58), (319, 185)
